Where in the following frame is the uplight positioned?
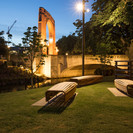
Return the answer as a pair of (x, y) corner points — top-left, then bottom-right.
(49, 38), (53, 43)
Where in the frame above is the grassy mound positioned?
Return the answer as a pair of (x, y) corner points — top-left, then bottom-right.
(0, 77), (133, 133)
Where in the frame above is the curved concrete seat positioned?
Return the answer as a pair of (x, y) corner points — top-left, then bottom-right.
(70, 75), (103, 86)
(114, 79), (133, 96)
(45, 82), (78, 102)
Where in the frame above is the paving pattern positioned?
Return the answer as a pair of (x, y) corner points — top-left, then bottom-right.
(107, 88), (127, 97)
(32, 97), (47, 106)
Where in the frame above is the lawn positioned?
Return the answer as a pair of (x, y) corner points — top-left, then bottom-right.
(0, 76), (133, 133)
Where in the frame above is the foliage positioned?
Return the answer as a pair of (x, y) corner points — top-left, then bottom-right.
(0, 62), (7, 69)
(56, 34), (78, 55)
(0, 67), (44, 87)
(97, 0), (132, 27)
(22, 26), (46, 68)
(73, 20), (125, 56)
(72, 19), (93, 54)
(15, 26), (46, 88)
(0, 31), (9, 57)
(91, 0), (133, 48)
(58, 11), (132, 56)
(94, 67), (114, 76)
(125, 39), (133, 60)
(70, 0), (133, 64)
(56, 0), (133, 58)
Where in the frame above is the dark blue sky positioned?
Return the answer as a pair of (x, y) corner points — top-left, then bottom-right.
(0, 0), (94, 45)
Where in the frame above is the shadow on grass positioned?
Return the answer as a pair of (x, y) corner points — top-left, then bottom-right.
(117, 88), (133, 98)
(103, 76), (115, 82)
(38, 94), (76, 114)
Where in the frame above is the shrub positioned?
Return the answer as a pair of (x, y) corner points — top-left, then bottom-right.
(0, 62), (7, 69)
(94, 67), (114, 76)
(0, 67), (45, 87)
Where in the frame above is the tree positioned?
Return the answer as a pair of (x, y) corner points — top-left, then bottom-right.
(89, 0), (133, 63)
(125, 39), (133, 60)
(91, 0), (133, 47)
(73, 20), (96, 55)
(56, 34), (78, 55)
(20, 26), (46, 88)
(72, 0), (133, 65)
(56, 0), (132, 62)
(0, 31), (9, 58)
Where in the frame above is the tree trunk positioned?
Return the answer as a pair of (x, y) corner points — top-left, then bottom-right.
(31, 51), (34, 88)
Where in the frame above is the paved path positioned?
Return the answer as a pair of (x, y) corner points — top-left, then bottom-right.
(32, 93), (78, 107)
(32, 97), (47, 106)
(107, 88), (127, 97)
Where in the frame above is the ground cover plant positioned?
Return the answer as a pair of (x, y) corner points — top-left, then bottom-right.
(0, 66), (44, 87)
(0, 76), (133, 133)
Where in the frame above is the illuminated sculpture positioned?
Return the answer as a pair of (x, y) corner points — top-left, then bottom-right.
(38, 7), (58, 55)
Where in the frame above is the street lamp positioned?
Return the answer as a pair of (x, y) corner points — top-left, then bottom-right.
(76, 0), (89, 76)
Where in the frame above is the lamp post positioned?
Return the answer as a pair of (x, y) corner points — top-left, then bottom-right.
(76, 0), (89, 76)
(82, 0), (90, 76)
(82, 0), (85, 76)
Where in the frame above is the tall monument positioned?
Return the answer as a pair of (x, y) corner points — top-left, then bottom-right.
(38, 7), (58, 55)
(35, 7), (58, 76)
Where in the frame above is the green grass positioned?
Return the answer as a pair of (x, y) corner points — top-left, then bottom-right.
(0, 77), (133, 133)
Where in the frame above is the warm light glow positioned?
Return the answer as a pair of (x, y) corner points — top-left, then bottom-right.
(76, 2), (83, 12)
(46, 42), (49, 46)
(41, 40), (45, 45)
(20, 65), (24, 69)
(66, 53), (68, 56)
(86, 8), (90, 12)
(49, 38), (53, 43)
(33, 59), (36, 73)
(56, 47), (59, 53)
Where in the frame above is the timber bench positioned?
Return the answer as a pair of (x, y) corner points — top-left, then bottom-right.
(69, 75), (103, 87)
(114, 79), (133, 96)
(45, 82), (78, 104)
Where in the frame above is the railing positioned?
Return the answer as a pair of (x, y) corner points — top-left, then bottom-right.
(115, 60), (133, 79)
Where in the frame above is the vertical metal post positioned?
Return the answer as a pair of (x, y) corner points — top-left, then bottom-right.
(129, 61), (132, 80)
(115, 61), (118, 79)
(131, 61), (133, 80)
(82, 0), (85, 76)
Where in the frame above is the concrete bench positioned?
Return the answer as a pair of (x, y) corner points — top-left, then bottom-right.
(69, 75), (103, 86)
(45, 82), (78, 103)
(114, 79), (133, 96)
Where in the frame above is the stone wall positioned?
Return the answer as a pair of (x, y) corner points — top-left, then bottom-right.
(43, 55), (129, 78)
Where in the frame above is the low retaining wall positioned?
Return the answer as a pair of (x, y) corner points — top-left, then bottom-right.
(37, 55), (129, 78)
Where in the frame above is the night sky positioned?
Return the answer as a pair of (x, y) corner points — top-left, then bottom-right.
(0, 0), (94, 45)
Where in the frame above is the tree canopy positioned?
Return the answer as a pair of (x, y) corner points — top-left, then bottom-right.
(56, 0), (133, 58)
(14, 26), (46, 88)
(56, 34), (78, 55)
(0, 31), (9, 57)
(91, 0), (133, 45)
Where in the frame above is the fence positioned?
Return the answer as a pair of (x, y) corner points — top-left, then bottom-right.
(115, 60), (133, 80)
